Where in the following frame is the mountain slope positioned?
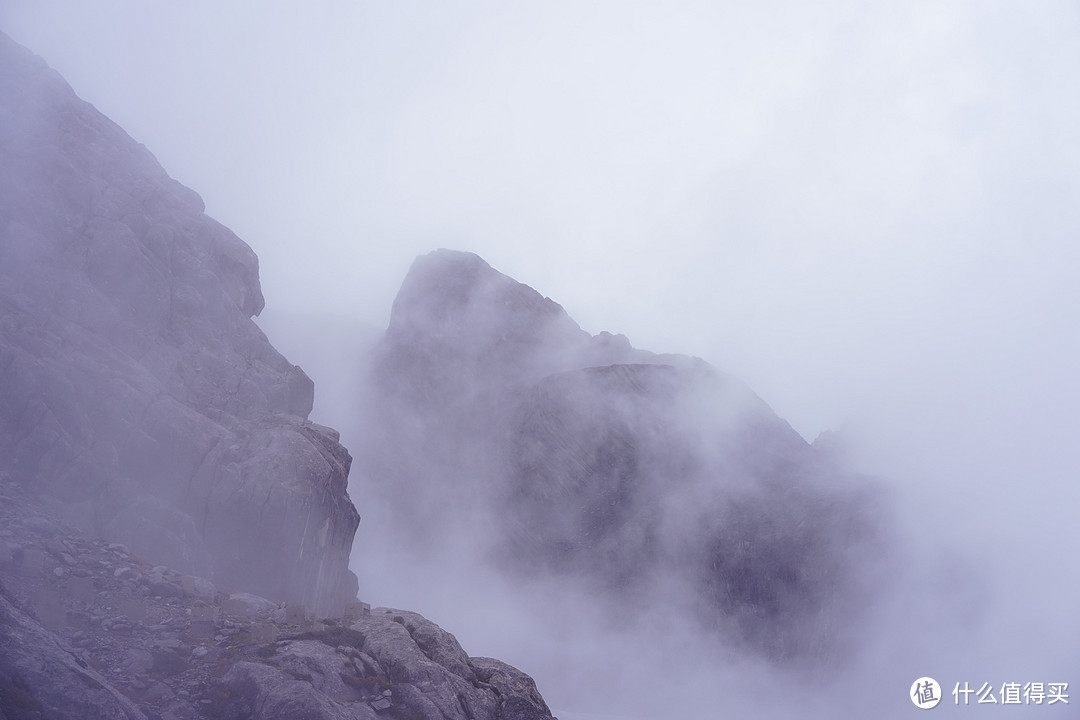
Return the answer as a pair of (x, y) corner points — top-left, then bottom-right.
(0, 31), (555, 720)
(0, 30), (357, 615)
(362, 249), (888, 660)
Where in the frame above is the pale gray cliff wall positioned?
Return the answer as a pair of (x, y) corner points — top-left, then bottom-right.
(0, 31), (358, 616)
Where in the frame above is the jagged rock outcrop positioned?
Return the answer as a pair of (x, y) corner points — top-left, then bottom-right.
(215, 611), (553, 720)
(0, 31), (357, 615)
(363, 249), (889, 660)
(366, 250), (684, 540)
(0, 477), (553, 720)
(0, 33), (557, 720)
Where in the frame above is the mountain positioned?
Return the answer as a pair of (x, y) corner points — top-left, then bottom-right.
(0, 479), (552, 720)
(0, 31), (554, 720)
(0, 29), (356, 616)
(362, 249), (889, 660)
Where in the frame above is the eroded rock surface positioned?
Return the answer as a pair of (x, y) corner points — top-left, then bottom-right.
(0, 479), (553, 720)
(0, 30), (357, 615)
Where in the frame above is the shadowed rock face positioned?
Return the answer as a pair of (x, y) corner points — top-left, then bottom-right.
(364, 249), (889, 661)
(0, 478), (554, 720)
(0, 31), (358, 616)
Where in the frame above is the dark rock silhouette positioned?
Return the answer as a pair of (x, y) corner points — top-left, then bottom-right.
(364, 249), (889, 660)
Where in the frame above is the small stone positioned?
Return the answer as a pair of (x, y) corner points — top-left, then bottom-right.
(191, 646), (209, 658)
(186, 620), (214, 640)
(194, 577), (216, 599)
(226, 592), (277, 619)
(143, 682), (174, 703)
(124, 648), (154, 674)
(144, 573), (183, 597)
(189, 605), (218, 622)
(53, 566), (65, 577)
(249, 622), (278, 644)
(343, 601), (371, 623)
(285, 604), (309, 626)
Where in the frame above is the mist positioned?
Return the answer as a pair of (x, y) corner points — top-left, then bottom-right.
(5, 1), (1078, 717)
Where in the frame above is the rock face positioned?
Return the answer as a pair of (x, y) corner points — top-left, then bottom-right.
(0, 33), (556, 720)
(363, 249), (888, 660)
(0, 31), (358, 616)
(0, 478), (553, 720)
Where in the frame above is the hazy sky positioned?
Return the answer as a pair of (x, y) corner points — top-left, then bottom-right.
(6, 0), (1077, 441)
(4, 3), (1079, 714)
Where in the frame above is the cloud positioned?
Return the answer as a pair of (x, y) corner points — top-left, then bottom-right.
(5, 2), (1079, 715)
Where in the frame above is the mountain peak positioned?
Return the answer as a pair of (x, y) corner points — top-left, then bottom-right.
(388, 248), (577, 344)
(363, 250), (889, 662)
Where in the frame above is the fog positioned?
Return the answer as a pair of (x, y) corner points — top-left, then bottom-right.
(5, 1), (1079, 717)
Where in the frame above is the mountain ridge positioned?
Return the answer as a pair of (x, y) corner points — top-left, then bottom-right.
(362, 247), (889, 661)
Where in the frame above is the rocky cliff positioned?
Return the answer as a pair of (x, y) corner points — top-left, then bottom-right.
(0, 31), (555, 720)
(0, 480), (552, 720)
(363, 250), (889, 661)
(0, 30), (357, 616)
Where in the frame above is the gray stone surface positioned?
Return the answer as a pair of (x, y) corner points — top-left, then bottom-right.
(0, 33), (557, 720)
(0, 478), (555, 720)
(207, 610), (556, 720)
(0, 30), (358, 617)
(223, 591), (276, 619)
(0, 581), (146, 720)
(220, 660), (378, 720)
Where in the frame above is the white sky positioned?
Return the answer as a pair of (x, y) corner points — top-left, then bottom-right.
(5, 1), (1078, 435)
(6, 1), (1077, 440)
(4, 3), (1080, 709)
